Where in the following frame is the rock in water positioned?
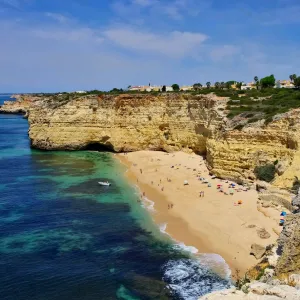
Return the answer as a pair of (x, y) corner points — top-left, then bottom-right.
(250, 244), (266, 259)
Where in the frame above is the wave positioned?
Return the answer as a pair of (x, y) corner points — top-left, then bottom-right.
(163, 258), (232, 300)
(142, 196), (155, 212)
(132, 184), (232, 299)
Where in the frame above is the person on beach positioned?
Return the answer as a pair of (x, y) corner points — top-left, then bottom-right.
(161, 187), (164, 191)
(171, 204), (174, 208)
(140, 169), (142, 174)
(143, 192), (145, 197)
(151, 181), (153, 185)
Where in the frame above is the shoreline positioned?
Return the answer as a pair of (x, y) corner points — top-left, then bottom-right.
(116, 150), (281, 278)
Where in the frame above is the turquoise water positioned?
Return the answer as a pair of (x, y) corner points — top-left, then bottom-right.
(0, 95), (230, 299)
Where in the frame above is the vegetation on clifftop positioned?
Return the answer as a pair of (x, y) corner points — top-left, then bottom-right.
(225, 88), (300, 125)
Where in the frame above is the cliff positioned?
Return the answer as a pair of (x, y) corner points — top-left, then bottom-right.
(23, 92), (300, 190)
(27, 93), (226, 153)
(207, 110), (300, 188)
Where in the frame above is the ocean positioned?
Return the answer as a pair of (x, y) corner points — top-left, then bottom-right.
(0, 94), (231, 300)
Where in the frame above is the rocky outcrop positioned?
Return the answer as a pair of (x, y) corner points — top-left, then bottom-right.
(250, 244), (266, 259)
(0, 94), (38, 115)
(276, 213), (300, 276)
(292, 188), (300, 213)
(199, 282), (300, 299)
(206, 110), (300, 187)
(28, 93), (225, 152)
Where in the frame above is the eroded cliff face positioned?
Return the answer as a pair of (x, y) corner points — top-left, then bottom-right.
(4, 93), (300, 190)
(206, 110), (300, 188)
(28, 94), (225, 153)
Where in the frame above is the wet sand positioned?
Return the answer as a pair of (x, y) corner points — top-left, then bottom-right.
(117, 151), (281, 277)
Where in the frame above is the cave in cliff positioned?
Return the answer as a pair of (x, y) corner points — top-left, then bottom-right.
(83, 142), (114, 152)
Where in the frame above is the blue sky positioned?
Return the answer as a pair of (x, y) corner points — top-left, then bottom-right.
(0, 0), (299, 92)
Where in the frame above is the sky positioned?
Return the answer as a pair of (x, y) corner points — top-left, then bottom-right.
(0, 0), (299, 92)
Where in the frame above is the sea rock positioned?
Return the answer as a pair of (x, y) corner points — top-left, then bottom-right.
(276, 213), (300, 276)
(0, 95), (33, 114)
(250, 244), (266, 259)
(257, 228), (271, 239)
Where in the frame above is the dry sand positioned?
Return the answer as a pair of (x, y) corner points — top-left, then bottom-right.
(117, 151), (282, 277)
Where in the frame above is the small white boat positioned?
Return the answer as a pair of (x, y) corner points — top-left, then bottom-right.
(98, 182), (111, 186)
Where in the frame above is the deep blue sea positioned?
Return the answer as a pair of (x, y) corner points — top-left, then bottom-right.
(0, 94), (230, 300)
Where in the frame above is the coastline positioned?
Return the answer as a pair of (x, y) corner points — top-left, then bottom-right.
(116, 150), (281, 277)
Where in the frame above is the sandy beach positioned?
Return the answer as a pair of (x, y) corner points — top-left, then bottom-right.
(117, 151), (282, 277)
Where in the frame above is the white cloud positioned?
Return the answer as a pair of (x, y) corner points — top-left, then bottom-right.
(45, 13), (69, 24)
(104, 27), (208, 57)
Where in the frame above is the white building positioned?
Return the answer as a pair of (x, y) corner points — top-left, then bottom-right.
(241, 82), (255, 90)
(75, 91), (87, 94)
(275, 80), (295, 89)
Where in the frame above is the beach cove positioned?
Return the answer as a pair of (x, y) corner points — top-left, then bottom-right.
(118, 151), (282, 276)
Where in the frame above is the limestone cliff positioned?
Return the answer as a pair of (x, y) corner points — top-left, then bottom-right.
(27, 93), (225, 153)
(3, 93), (300, 189)
(207, 110), (300, 188)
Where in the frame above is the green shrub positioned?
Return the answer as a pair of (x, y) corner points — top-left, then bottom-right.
(254, 164), (276, 182)
(248, 117), (260, 123)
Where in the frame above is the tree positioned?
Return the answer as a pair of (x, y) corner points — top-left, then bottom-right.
(260, 74), (275, 89)
(110, 88), (123, 93)
(236, 82), (242, 90)
(225, 81), (235, 89)
(290, 74), (297, 83)
(193, 83), (202, 91)
(171, 84), (180, 91)
(294, 77), (300, 88)
(215, 82), (220, 89)
(162, 85), (166, 92)
(225, 82), (231, 89)
(220, 81), (225, 89)
(206, 82), (211, 88)
(254, 76), (259, 90)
